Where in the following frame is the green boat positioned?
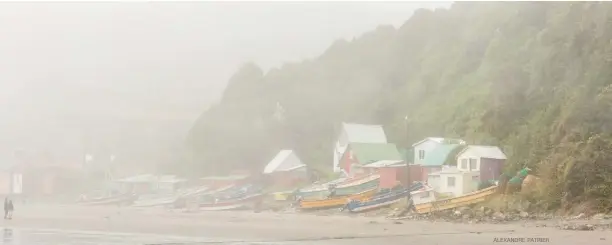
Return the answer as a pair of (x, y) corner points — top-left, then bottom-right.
(296, 174), (380, 200)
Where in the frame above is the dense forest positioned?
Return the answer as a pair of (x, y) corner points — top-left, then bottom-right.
(187, 2), (612, 210)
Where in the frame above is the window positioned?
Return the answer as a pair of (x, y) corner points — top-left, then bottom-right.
(461, 159), (468, 169)
(418, 150), (425, 160)
(469, 158), (477, 171)
(447, 177), (456, 187)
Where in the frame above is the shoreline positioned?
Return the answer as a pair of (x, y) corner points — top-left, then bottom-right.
(0, 204), (610, 244)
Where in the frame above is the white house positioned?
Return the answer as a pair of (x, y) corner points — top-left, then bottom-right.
(456, 145), (507, 171)
(455, 145), (506, 183)
(412, 137), (466, 165)
(332, 123), (387, 172)
(427, 167), (479, 198)
(264, 150), (306, 174)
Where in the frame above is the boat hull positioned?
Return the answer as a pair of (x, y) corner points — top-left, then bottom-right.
(297, 175), (380, 200)
(346, 183), (425, 213)
(414, 185), (498, 214)
(299, 188), (377, 210)
(199, 193), (264, 211)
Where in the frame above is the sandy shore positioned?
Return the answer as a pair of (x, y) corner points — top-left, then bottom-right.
(0, 204), (610, 244)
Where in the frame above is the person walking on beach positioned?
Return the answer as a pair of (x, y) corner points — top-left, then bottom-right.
(6, 200), (13, 219)
(3, 198), (10, 219)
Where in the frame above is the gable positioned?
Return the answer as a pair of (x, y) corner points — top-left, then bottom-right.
(422, 144), (461, 167)
(264, 150), (306, 174)
(348, 143), (403, 165)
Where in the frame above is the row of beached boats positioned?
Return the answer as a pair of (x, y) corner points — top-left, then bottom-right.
(76, 173), (500, 214)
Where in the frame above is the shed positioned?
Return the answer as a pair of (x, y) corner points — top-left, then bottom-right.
(456, 145), (507, 182)
(427, 167), (479, 198)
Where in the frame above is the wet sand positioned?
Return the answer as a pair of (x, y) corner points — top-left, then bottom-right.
(1, 204), (610, 244)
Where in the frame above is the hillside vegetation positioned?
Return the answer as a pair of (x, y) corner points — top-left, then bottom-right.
(187, 2), (612, 211)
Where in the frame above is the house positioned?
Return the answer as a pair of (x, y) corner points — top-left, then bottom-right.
(411, 137), (466, 165)
(339, 142), (403, 175)
(263, 150), (307, 187)
(427, 167), (479, 197)
(419, 144), (463, 182)
(333, 123), (388, 172)
(456, 145), (507, 182)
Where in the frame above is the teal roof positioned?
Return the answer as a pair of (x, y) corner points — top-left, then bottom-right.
(421, 144), (461, 167)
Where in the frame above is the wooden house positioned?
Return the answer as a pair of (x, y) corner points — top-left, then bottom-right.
(333, 123), (388, 172)
(411, 137), (465, 165)
(455, 145), (507, 182)
(419, 144), (463, 182)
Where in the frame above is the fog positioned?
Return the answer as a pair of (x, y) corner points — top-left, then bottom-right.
(0, 2), (450, 171)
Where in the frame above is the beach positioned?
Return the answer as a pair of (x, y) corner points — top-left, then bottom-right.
(0, 204), (610, 245)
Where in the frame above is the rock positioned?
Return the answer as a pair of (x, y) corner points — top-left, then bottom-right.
(454, 210), (462, 216)
(462, 214), (471, 220)
(368, 220), (379, 224)
(394, 221), (403, 224)
(576, 224), (595, 231)
(493, 211), (506, 221)
(520, 211), (529, 218)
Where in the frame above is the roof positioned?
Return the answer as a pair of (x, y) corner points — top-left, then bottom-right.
(342, 123), (387, 143)
(412, 137), (466, 147)
(263, 150), (306, 174)
(421, 144), (462, 167)
(348, 143), (403, 165)
(360, 160), (405, 168)
(457, 145), (507, 160)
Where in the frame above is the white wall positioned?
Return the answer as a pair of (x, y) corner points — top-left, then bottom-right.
(457, 156), (480, 172)
(431, 172), (479, 197)
(413, 139), (440, 165)
(412, 189), (436, 204)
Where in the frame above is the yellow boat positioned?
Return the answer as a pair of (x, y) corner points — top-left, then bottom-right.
(414, 185), (498, 214)
(299, 188), (377, 210)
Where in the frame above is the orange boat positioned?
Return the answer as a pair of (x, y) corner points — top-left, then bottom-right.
(299, 188), (377, 210)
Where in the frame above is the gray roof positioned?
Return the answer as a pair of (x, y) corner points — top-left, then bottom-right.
(342, 123), (387, 143)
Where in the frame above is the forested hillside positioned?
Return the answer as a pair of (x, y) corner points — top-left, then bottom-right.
(187, 2), (612, 210)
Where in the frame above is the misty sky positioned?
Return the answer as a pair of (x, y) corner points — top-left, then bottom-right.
(0, 2), (450, 167)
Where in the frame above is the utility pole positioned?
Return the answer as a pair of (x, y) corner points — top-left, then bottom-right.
(404, 116), (411, 187)
(404, 116), (414, 211)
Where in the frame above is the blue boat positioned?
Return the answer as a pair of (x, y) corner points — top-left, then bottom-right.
(345, 182), (424, 213)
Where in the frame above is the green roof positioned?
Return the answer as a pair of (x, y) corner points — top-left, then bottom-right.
(349, 143), (403, 165)
(421, 144), (461, 167)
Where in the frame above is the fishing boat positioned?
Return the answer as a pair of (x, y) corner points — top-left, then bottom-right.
(297, 174), (380, 200)
(414, 185), (498, 214)
(298, 188), (377, 210)
(344, 182), (424, 213)
(199, 193), (265, 211)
